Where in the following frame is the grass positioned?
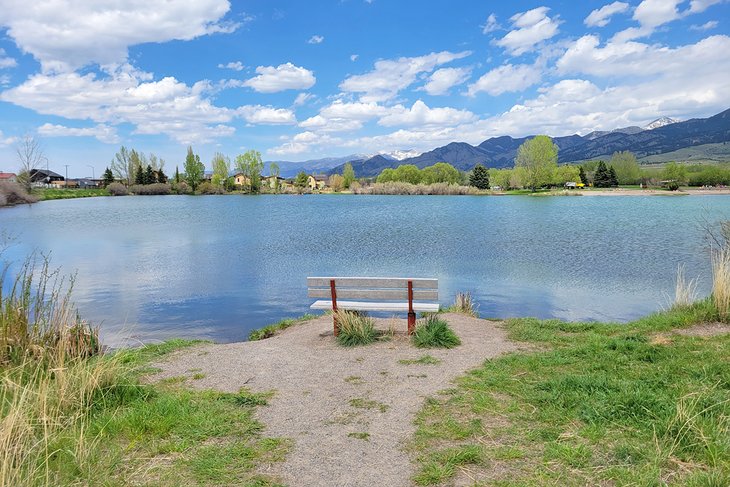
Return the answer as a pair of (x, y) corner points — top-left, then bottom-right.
(410, 300), (730, 486)
(398, 355), (442, 365)
(350, 397), (389, 412)
(443, 291), (478, 317)
(412, 316), (461, 349)
(348, 432), (370, 441)
(336, 310), (380, 347)
(37, 188), (110, 200)
(248, 314), (317, 341)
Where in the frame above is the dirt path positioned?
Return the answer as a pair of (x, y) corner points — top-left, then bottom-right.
(152, 313), (520, 487)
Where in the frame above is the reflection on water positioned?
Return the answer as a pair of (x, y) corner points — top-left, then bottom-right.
(0, 194), (727, 344)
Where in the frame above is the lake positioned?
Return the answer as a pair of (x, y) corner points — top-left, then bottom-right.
(1, 194), (729, 345)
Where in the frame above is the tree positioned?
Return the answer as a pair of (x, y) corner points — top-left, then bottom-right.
(111, 146), (135, 185)
(608, 166), (619, 187)
(174, 166), (180, 184)
(235, 150), (264, 193)
(183, 146), (205, 191)
(134, 165), (144, 185)
(553, 164), (581, 186)
(514, 135), (558, 191)
(144, 164), (155, 185)
(663, 162), (688, 186)
(469, 164), (490, 189)
(489, 168), (512, 189)
(15, 135), (47, 192)
(422, 162), (461, 184)
(329, 174), (344, 192)
(343, 162), (355, 189)
(102, 167), (115, 187)
(269, 162), (280, 193)
(610, 151), (640, 185)
(393, 164), (422, 184)
(579, 166), (588, 185)
(294, 171), (309, 190)
(593, 161), (611, 188)
(211, 152), (231, 190)
(130, 149), (143, 185)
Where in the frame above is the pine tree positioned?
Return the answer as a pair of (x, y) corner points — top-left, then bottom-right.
(469, 163), (490, 189)
(578, 166), (588, 185)
(134, 165), (144, 185)
(174, 166), (180, 184)
(608, 166), (619, 187)
(144, 164), (155, 184)
(102, 167), (115, 187)
(593, 161), (611, 188)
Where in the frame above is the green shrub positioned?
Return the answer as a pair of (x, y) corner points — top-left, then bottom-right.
(336, 310), (378, 347)
(412, 316), (461, 349)
(198, 181), (225, 195)
(667, 181), (680, 191)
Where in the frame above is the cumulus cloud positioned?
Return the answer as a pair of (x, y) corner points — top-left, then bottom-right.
(218, 61), (244, 71)
(307, 35), (324, 44)
(422, 67), (471, 95)
(467, 63), (541, 96)
(495, 7), (561, 56)
(690, 20), (719, 30)
(237, 105), (296, 125)
(0, 130), (18, 147)
(0, 0), (236, 72)
(378, 100), (476, 127)
(584, 2), (630, 27)
(688, 0), (723, 13)
(37, 123), (120, 144)
(243, 63), (316, 93)
(339, 50), (471, 102)
(481, 13), (500, 34)
(0, 48), (17, 69)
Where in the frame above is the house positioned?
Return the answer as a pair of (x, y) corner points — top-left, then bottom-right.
(29, 169), (64, 186)
(261, 175), (286, 190)
(50, 179), (79, 188)
(76, 178), (103, 189)
(307, 174), (328, 191)
(0, 172), (17, 182)
(233, 172), (250, 187)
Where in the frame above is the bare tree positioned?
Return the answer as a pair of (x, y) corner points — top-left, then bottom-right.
(16, 135), (46, 192)
(110, 146), (133, 185)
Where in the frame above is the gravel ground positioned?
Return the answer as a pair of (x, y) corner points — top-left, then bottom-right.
(152, 313), (521, 487)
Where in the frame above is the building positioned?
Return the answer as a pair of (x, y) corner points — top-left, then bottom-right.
(0, 172), (17, 182)
(307, 174), (328, 191)
(233, 172), (249, 187)
(261, 175), (286, 190)
(29, 169), (64, 186)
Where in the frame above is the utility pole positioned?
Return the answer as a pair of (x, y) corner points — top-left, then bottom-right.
(87, 164), (95, 179)
(64, 164), (69, 189)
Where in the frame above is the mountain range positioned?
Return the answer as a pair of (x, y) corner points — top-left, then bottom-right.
(273, 109), (730, 178)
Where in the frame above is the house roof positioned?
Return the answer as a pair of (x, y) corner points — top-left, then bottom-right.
(310, 174), (328, 181)
(0, 172), (16, 179)
(30, 168), (64, 179)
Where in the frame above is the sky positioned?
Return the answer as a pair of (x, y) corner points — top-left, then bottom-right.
(0, 0), (728, 178)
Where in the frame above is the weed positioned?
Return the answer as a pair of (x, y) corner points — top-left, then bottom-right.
(248, 314), (318, 341)
(344, 376), (364, 384)
(398, 355), (442, 365)
(350, 398), (389, 412)
(412, 316), (461, 349)
(348, 432), (370, 441)
(445, 291), (478, 317)
(336, 310), (379, 347)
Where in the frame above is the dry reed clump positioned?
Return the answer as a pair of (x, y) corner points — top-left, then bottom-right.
(106, 182), (128, 196)
(0, 255), (109, 486)
(0, 182), (39, 206)
(671, 264), (699, 309)
(711, 249), (730, 321)
(352, 182), (479, 195)
(128, 183), (172, 195)
(449, 291), (478, 317)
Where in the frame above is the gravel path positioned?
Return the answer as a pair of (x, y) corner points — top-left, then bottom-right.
(152, 313), (520, 487)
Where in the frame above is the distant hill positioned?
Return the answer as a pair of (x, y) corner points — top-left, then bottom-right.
(311, 108), (730, 178)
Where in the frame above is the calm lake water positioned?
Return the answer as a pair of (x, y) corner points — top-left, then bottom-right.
(1, 194), (729, 345)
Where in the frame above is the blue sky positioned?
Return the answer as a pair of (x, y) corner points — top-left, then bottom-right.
(0, 0), (728, 177)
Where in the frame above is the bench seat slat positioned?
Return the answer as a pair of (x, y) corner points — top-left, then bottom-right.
(308, 288), (438, 300)
(310, 300), (440, 313)
(307, 277), (437, 289)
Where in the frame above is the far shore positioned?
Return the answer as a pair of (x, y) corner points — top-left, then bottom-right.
(574, 188), (730, 196)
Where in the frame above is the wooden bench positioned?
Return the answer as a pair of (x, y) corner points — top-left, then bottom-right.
(307, 277), (440, 336)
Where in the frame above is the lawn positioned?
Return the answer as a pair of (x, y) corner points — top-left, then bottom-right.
(38, 188), (110, 200)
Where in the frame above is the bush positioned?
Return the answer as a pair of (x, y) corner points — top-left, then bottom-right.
(336, 310), (378, 346)
(129, 183), (171, 195)
(198, 181), (225, 194)
(172, 181), (192, 194)
(353, 182), (478, 195)
(447, 291), (478, 317)
(667, 181), (680, 191)
(106, 182), (128, 196)
(0, 182), (39, 206)
(412, 315), (461, 348)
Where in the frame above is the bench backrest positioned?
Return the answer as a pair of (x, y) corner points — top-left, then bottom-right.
(307, 277), (438, 301)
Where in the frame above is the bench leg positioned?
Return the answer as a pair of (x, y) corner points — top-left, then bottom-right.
(408, 312), (416, 335)
(333, 314), (339, 337)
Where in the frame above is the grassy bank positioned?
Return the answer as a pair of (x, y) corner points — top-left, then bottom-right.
(37, 188), (110, 200)
(410, 300), (729, 486)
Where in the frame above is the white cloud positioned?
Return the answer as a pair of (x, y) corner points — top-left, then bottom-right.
(481, 13), (500, 34)
(688, 0), (723, 13)
(495, 7), (561, 55)
(584, 2), (630, 27)
(237, 105), (296, 125)
(218, 61), (244, 71)
(37, 123), (120, 144)
(0, 48), (17, 69)
(293, 92), (314, 106)
(422, 67), (471, 95)
(299, 115), (364, 132)
(339, 50), (471, 102)
(307, 35), (324, 44)
(350, 54), (359, 62)
(243, 63), (316, 93)
(467, 63), (541, 96)
(0, 130), (18, 147)
(378, 100), (476, 127)
(690, 20), (719, 30)
(0, 0), (236, 72)
(320, 100), (388, 120)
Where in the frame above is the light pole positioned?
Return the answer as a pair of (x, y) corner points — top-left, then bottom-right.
(87, 164), (95, 180)
(64, 164), (69, 189)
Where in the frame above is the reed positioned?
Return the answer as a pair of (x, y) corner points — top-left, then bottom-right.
(711, 249), (730, 321)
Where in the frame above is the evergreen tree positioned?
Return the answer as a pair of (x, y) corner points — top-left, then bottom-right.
(593, 161), (611, 188)
(102, 167), (115, 187)
(608, 166), (619, 187)
(134, 165), (144, 185)
(469, 163), (490, 189)
(144, 164), (155, 184)
(294, 171), (309, 188)
(156, 170), (168, 184)
(578, 166), (588, 185)
(174, 166), (180, 184)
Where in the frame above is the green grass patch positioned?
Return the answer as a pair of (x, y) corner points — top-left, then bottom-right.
(248, 314), (317, 341)
(410, 301), (730, 485)
(349, 397), (389, 412)
(336, 311), (380, 347)
(37, 188), (110, 200)
(412, 316), (461, 349)
(398, 355), (442, 365)
(348, 432), (370, 441)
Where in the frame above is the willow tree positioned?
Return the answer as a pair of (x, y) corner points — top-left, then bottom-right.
(514, 135), (558, 191)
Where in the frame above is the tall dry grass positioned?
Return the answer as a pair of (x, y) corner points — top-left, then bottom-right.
(711, 249), (730, 321)
(0, 255), (109, 487)
(353, 182), (480, 195)
(670, 264), (699, 310)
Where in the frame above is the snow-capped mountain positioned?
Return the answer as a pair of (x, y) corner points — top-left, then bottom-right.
(381, 149), (422, 161)
(644, 117), (680, 130)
